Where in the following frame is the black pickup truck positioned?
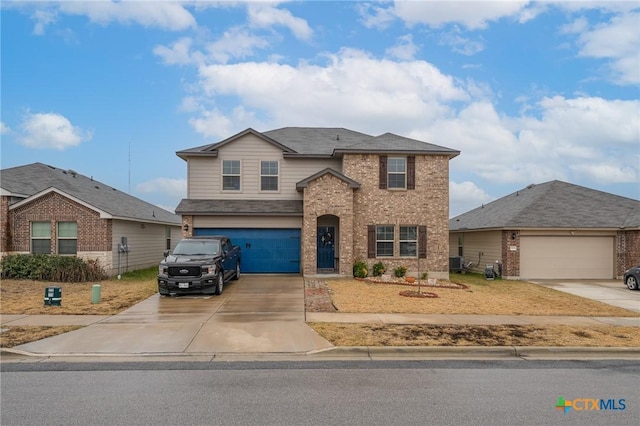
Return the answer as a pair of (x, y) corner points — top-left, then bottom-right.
(158, 236), (241, 296)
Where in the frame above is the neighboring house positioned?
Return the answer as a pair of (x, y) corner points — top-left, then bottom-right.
(449, 180), (640, 280)
(0, 163), (181, 276)
(175, 127), (459, 278)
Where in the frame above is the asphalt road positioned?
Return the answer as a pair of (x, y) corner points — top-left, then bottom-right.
(2, 360), (638, 426)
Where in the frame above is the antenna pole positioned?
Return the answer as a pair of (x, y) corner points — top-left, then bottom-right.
(128, 141), (131, 194)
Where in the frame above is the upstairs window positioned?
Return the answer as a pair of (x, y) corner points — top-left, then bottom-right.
(31, 222), (51, 254)
(376, 225), (394, 257)
(388, 157), (407, 189)
(400, 226), (417, 257)
(260, 160), (279, 191)
(166, 226), (172, 250)
(57, 222), (78, 255)
(222, 160), (241, 191)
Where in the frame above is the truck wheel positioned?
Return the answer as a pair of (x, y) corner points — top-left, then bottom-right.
(232, 262), (240, 280)
(214, 272), (224, 295)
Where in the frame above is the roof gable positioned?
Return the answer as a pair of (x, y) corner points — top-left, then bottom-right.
(176, 128), (295, 159)
(1, 163), (180, 225)
(296, 168), (361, 191)
(450, 180), (640, 230)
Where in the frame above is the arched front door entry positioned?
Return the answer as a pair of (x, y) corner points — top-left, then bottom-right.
(317, 226), (335, 269)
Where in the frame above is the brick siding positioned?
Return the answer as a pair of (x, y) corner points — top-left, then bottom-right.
(617, 230), (640, 277)
(7, 192), (112, 254)
(342, 153), (451, 279)
(502, 230), (520, 279)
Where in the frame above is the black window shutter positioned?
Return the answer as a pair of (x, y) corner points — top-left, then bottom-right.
(407, 156), (415, 190)
(418, 226), (427, 259)
(379, 156), (387, 189)
(367, 225), (376, 258)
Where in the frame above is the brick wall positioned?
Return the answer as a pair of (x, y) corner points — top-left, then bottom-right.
(502, 230), (520, 279)
(9, 192), (111, 253)
(302, 173), (355, 275)
(0, 196), (10, 252)
(343, 153), (451, 279)
(617, 230), (640, 277)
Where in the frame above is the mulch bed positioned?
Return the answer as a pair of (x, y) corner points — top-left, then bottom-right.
(398, 290), (438, 298)
(360, 277), (468, 290)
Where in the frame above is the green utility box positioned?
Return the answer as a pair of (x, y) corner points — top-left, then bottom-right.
(44, 286), (62, 306)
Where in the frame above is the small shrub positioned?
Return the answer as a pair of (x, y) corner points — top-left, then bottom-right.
(0, 254), (107, 282)
(353, 260), (368, 278)
(372, 262), (386, 277)
(421, 272), (429, 280)
(393, 265), (407, 278)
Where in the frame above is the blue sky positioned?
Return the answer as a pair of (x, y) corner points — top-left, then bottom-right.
(1, 1), (638, 217)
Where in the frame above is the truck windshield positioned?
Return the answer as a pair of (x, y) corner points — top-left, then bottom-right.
(172, 240), (220, 256)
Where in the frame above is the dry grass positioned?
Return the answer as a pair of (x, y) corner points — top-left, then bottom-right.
(0, 326), (81, 348)
(326, 276), (640, 317)
(309, 323), (640, 347)
(0, 272), (157, 315)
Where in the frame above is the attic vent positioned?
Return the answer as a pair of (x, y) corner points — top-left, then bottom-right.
(527, 184), (534, 189)
(94, 186), (99, 189)
(336, 134), (340, 141)
(68, 169), (78, 177)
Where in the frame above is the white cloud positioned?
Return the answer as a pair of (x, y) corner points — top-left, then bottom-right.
(573, 12), (640, 84)
(247, 3), (312, 41)
(25, 1), (196, 34)
(357, 3), (397, 30)
(392, 1), (531, 30)
(20, 112), (92, 150)
(386, 34), (419, 60)
(195, 48), (468, 135)
(136, 177), (187, 198)
(0, 122), (10, 134)
(206, 27), (270, 64)
(154, 37), (202, 66)
(449, 181), (493, 217)
(439, 26), (485, 56)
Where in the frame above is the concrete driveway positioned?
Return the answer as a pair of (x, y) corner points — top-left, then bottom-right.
(14, 275), (333, 356)
(531, 279), (640, 313)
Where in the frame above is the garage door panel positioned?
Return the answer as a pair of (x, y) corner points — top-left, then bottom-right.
(194, 228), (300, 274)
(520, 236), (613, 279)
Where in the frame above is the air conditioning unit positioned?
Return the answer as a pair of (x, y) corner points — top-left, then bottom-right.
(449, 256), (464, 273)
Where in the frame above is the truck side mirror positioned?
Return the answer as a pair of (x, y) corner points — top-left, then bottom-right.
(163, 250), (169, 258)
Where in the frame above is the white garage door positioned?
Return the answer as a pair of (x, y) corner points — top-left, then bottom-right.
(520, 236), (614, 279)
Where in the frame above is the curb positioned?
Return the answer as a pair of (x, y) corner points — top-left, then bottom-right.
(3, 346), (640, 362)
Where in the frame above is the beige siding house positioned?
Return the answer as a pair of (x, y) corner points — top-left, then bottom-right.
(449, 181), (640, 280)
(1, 163), (181, 276)
(176, 127), (459, 278)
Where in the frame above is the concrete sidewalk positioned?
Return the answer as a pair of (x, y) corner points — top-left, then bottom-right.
(3, 312), (639, 327)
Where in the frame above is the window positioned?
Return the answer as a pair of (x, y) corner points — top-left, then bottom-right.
(376, 225), (394, 257)
(400, 226), (417, 257)
(31, 222), (51, 254)
(260, 160), (279, 191)
(165, 226), (172, 250)
(57, 222), (78, 255)
(458, 235), (463, 257)
(222, 160), (241, 190)
(387, 157), (406, 189)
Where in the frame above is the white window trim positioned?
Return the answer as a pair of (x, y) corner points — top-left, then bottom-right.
(221, 159), (242, 192)
(259, 160), (280, 192)
(399, 225), (418, 258)
(31, 221), (51, 254)
(376, 225), (394, 257)
(387, 157), (407, 190)
(57, 221), (78, 256)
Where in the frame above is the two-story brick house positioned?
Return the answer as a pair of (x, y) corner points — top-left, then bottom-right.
(176, 127), (459, 278)
(1, 163), (181, 276)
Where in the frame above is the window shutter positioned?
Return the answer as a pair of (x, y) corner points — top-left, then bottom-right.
(379, 156), (387, 189)
(418, 225), (427, 259)
(367, 225), (376, 258)
(407, 156), (416, 190)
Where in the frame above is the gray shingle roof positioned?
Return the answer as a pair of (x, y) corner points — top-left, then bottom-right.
(450, 180), (640, 231)
(175, 199), (303, 216)
(1, 163), (180, 225)
(177, 127), (459, 158)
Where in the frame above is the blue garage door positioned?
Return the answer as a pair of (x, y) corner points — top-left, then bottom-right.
(193, 228), (301, 274)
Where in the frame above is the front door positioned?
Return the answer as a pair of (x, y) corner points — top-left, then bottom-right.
(317, 226), (335, 270)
